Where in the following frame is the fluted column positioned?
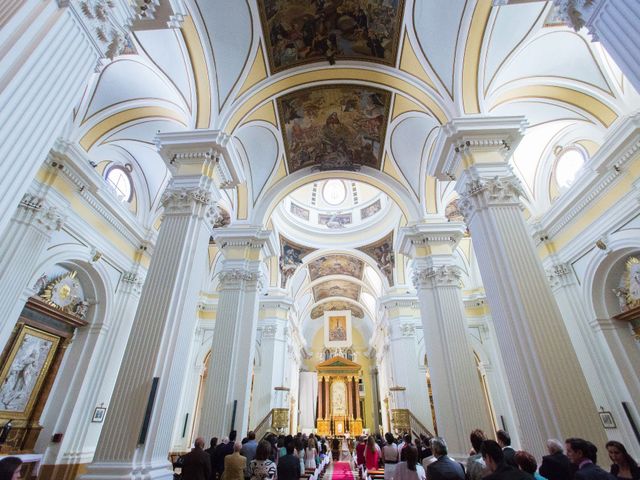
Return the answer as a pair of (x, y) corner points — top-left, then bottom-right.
(430, 116), (606, 456)
(82, 144), (225, 480)
(0, 192), (65, 351)
(399, 224), (492, 456)
(199, 227), (275, 439)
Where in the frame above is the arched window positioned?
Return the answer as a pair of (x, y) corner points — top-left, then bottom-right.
(554, 147), (586, 189)
(106, 165), (133, 202)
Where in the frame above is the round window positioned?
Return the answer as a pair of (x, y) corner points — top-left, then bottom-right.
(322, 179), (346, 206)
(555, 148), (586, 188)
(106, 166), (133, 202)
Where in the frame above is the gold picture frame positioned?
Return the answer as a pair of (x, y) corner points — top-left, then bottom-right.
(0, 325), (59, 421)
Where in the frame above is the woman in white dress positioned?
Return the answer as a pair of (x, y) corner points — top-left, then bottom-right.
(382, 433), (399, 480)
(305, 437), (318, 469)
(392, 446), (426, 480)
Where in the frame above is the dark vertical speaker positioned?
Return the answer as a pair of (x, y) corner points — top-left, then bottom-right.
(622, 402), (640, 446)
(231, 400), (238, 432)
(500, 415), (507, 432)
(138, 377), (159, 445)
(182, 413), (189, 438)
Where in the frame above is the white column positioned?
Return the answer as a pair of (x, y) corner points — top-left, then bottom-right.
(198, 227), (275, 439)
(430, 116), (607, 456)
(0, 191), (65, 350)
(82, 143), (225, 480)
(250, 293), (293, 429)
(399, 224), (493, 456)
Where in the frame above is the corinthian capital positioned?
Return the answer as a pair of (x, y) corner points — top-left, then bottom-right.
(161, 185), (215, 214)
(218, 268), (264, 291)
(18, 194), (65, 232)
(457, 174), (525, 222)
(412, 265), (462, 289)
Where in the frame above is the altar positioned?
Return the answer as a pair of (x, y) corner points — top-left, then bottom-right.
(315, 356), (363, 436)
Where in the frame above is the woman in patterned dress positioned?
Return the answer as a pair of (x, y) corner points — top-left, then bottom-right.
(249, 440), (277, 480)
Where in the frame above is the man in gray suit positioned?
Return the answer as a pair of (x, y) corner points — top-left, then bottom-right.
(426, 437), (465, 480)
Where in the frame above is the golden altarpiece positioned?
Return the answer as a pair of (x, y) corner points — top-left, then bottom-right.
(316, 356), (363, 436)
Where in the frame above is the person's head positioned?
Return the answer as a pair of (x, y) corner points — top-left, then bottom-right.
(565, 438), (597, 464)
(404, 445), (418, 471)
(256, 440), (272, 461)
(0, 457), (22, 480)
(286, 439), (296, 455)
(606, 440), (637, 468)
(367, 436), (376, 452)
(234, 442), (242, 453)
(430, 437), (448, 457)
(470, 429), (487, 453)
(481, 440), (504, 473)
(194, 437), (205, 449)
(546, 439), (564, 455)
(221, 436), (229, 444)
(229, 430), (237, 442)
(496, 430), (511, 448)
(210, 437), (218, 448)
(414, 437), (422, 448)
(404, 434), (412, 444)
(515, 450), (538, 474)
(247, 431), (256, 441)
(385, 432), (395, 445)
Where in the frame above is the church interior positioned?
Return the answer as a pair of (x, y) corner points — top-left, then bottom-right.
(0, 0), (639, 478)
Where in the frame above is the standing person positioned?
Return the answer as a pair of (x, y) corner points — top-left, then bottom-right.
(466, 430), (488, 480)
(566, 438), (616, 480)
(306, 436), (318, 469)
(249, 440), (277, 480)
(496, 430), (517, 468)
(425, 437), (464, 480)
(400, 434), (413, 462)
(382, 432), (399, 480)
(481, 440), (532, 480)
(606, 440), (640, 480)
(222, 443), (248, 480)
(356, 436), (367, 468)
(182, 437), (213, 480)
(515, 451), (546, 480)
(393, 445), (426, 480)
(539, 439), (572, 480)
(365, 436), (380, 471)
(241, 431), (258, 479)
(278, 439), (302, 480)
(0, 456), (22, 480)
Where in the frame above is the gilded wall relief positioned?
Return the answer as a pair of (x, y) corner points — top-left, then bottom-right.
(311, 301), (365, 319)
(278, 85), (391, 173)
(258, 0), (405, 72)
(357, 232), (394, 285)
(308, 255), (364, 281)
(313, 279), (361, 302)
(280, 236), (316, 287)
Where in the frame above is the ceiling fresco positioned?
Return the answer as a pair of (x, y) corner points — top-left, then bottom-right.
(311, 301), (365, 319)
(308, 255), (365, 281)
(313, 279), (361, 302)
(357, 232), (394, 285)
(258, 0), (405, 72)
(280, 236), (316, 287)
(278, 85), (391, 173)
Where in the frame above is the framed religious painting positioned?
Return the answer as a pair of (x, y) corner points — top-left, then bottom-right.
(0, 325), (60, 421)
(324, 310), (352, 347)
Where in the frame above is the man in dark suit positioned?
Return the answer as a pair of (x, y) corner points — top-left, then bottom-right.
(540, 439), (573, 480)
(277, 440), (302, 480)
(481, 440), (532, 480)
(425, 437), (465, 480)
(496, 430), (517, 468)
(182, 437), (213, 480)
(565, 438), (616, 480)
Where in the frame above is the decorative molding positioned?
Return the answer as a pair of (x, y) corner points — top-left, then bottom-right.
(546, 263), (574, 290)
(551, 0), (597, 31)
(121, 270), (145, 296)
(458, 175), (524, 222)
(412, 265), (462, 289)
(18, 194), (65, 232)
(218, 269), (264, 291)
(400, 323), (416, 337)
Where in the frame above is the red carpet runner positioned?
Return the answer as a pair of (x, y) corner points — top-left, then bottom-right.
(328, 462), (355, 480)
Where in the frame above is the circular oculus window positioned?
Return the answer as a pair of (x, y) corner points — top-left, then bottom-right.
(322, 179), (347, 206)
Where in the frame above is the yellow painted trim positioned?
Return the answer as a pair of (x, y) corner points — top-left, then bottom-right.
(79, 107), (187, 151)
(198, 310), (216, 320)
(95, 161), (110, 175)
(425, 175), (438, 214)
(240, 100), (278, 127)
(462, 0), (491, 114)
(382, 151), (404, 184)
(237, 43), (268, 98)
(399, 31), (437, 90)
(261, 155), (288, 196)
(492, 85), (618, 127)
(391, 94), (426, 120)
(576, 139), (600, 156)
(182, 15), (211, 128)
(237, 182), (249, 220)
(226, 68), (448, 133)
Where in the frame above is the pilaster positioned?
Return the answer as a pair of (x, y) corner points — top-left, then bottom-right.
(399, 223), (493, 457)
(431, 116), (607, 456)
(199, 226), (276, 439)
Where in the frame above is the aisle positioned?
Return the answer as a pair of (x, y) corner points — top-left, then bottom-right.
(326, 462), (355, 480)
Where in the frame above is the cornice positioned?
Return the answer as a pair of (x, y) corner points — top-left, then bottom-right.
(397, 222), (466, 258)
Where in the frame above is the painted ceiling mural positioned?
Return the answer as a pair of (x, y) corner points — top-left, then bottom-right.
(313, 279), (361, 302)
(357, 232), (394, 285)
(308, 255), (365, 281)
(280, 236), (316, 287)
(258, 0), (405, 72)
(311, 301), (365, 319)
(278, 85), (391, 173)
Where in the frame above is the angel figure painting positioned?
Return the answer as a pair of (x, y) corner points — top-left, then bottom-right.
(329, 316), (347, 342)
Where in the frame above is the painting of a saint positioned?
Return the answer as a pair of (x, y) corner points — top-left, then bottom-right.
(358, 233), (395, 285)
(278, 86), (391, 173)
(329, 316), (347, 342)
(258, 0), (405, 72)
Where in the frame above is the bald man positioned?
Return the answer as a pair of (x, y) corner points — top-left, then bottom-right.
(182, 436), (212, 480)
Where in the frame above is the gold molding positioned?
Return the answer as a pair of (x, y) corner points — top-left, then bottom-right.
(399, 31), (437, 91)
(237, 42), (268, 99)
(182, 15), (211, 128)
(462, 0), (491, 113)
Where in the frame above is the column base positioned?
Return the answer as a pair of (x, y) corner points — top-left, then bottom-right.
(39, 463), (88, 480)
(80, 460), (174, 480)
